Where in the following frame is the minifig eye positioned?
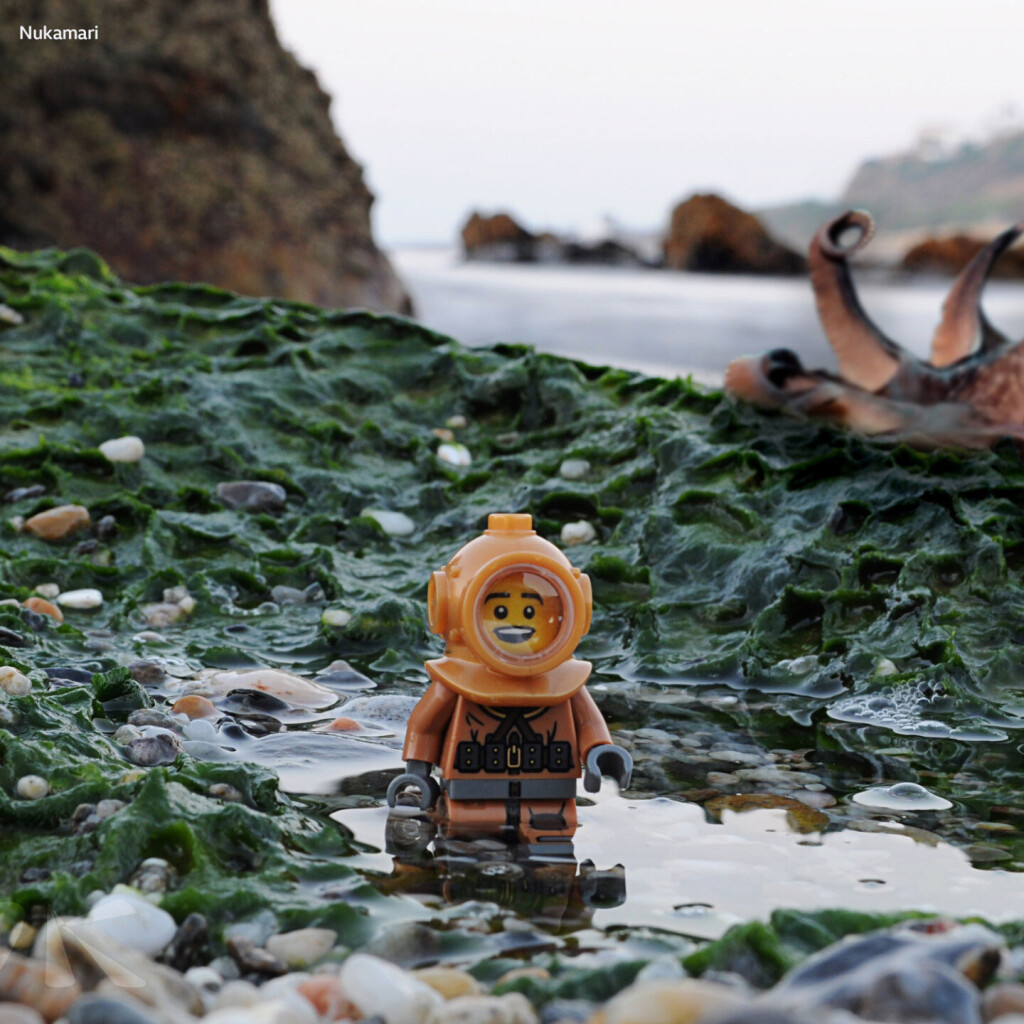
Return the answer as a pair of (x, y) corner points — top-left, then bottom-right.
(523, 605), (535, 620)
(494, 605), (508, 620)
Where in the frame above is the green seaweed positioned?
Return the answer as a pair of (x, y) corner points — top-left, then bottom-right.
(5, 246), (1024, 965)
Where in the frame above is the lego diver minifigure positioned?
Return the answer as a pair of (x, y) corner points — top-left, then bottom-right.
(387, 513), (631, 855)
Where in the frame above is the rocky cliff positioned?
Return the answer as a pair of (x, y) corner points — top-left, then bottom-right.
(0, 0), (410, 313)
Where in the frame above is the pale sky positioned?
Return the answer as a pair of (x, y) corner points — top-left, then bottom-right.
(269, 0), (1024, 246)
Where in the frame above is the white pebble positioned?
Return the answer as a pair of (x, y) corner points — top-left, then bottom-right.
(113, 724), (143, 746)
(183, 718), (218, 743)
(426, 993), (539, 1024)
(99, 435), (145, 463)
(205, 996), (316, 1024)
(8, 516), (24, 533)
(87, 888), (177, 956)
(341, 952), (443, 1024)
(0, 304), (24, 326)
(875, 657), (899, 676)
(0, 667), (31, 696)
(559, 458), (590, 480)
(56, 588), (104, 609)
(437, 443), (472, 467)
(561, 520), (597, 546)
(321, 608), (352, 628)
(265, 927), (337, 968)
(15, 775), (49, 800)
(362, 509), (415, 537)
(214, 979), (261, 1010)
(34, 583), (60, 599)
(445, 414), (468, 429)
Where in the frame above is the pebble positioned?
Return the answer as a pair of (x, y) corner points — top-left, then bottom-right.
(561, 520), (597, 546)
(437, 442), (472, 467)
(0, 304), (24, 326)
(217, 480), (287, 513)
(87, 889), (177, 956)
(415, 967), (484, 999)
(33, 582), (60, 598)
(851, 782), (953, 811)
(446, 414), (468, 429)
(24, 504), (91, 541)
(598, 979), (747, 1024)
(164, 913), (209, 972)
(227, 935), (287, 977)
(340, 952), (444, 1024)
(325, 716), (362, 732)
(432, 428), (455, 443)
(140, 602), (187, 628)
(426, 993), (539, 1024)
(0, 666), (31, 696)
(131, 855), (171, 894)
(96, 799), (126, 821)
(209, 783), (243, 802)
(297, 975), (357, 1020)
(172, 694), (219, 719)
(0, 950), (80, 1021)
(128, 659), (168, 686)
(126, 732), (182, 766)
(98, 435), (145, 463)
(0, 1005), (44, 1024)
(270, 585), (307, 605)
(56, 588), (104, 610)
(984, 982), (1024, 1020)
(8, 921), (36, 950)
(67, 994), (161, 1024)
(495, 968), (550, 987)
(322, 608), (352, 628)
(362, 508), (415, 536)
(96, 514), (118, 540)
(113, 724), (143, 746)
(214, 979), (260, 1009)
(205, 995), (316, 1024)
(8, 516), (24, 533)
(4, 485), (46, 503)
(265, 927), (337, 968)
(558, 458), (590, 480)
(15, 775), (49, 800)
(22, 597), (63, 623)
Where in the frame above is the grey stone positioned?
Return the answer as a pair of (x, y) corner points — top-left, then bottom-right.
(68, 994), (161, 1024)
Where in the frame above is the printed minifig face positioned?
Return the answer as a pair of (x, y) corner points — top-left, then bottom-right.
(478, 569), (564, 661)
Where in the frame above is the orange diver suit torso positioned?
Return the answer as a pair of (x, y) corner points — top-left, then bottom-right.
(403, 657), (613, 846)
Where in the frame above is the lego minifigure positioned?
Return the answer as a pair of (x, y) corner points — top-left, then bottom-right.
(387, 513), (631, 855)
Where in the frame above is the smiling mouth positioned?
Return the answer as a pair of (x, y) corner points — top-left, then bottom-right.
(493, 626), (535, 644)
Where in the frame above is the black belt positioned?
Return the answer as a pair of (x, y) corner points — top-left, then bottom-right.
(443, 778), (577, 800)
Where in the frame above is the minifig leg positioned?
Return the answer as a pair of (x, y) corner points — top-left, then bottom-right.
(519, 799), (577, 857)
(436, 796), (511, 840)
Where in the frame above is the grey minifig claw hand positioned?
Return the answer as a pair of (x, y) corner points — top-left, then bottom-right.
(386, 759), (440, 810)
(583, 744), (633, 793)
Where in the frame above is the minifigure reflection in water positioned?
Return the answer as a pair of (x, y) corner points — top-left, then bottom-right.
(387, 513), (631, 859)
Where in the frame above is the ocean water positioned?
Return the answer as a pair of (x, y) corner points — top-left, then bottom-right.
(393, 247), (1024, 386)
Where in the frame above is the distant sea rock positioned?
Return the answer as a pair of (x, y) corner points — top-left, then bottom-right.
(461, 210), (647, 266)
(0, 0), (411, 313)
(901, 233), (1024, 278)
(461, 212), (537, 262)
(663, 194), (806, 275)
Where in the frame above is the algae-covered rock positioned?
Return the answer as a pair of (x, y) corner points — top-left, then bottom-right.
(6, 245), (1024, 955)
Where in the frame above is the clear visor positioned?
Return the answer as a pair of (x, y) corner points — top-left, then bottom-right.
(474, 565), (572, 668)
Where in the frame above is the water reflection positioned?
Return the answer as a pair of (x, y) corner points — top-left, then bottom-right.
(380, 808), (626, 932)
